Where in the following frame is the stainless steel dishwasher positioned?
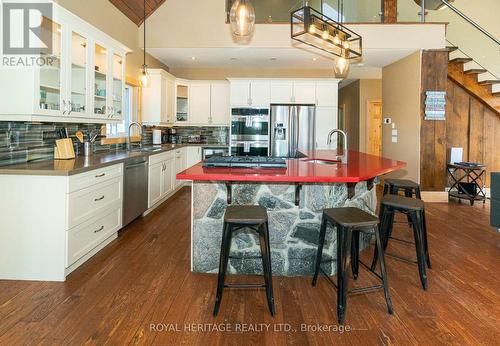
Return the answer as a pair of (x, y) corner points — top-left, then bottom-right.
(123, 156), (149, 227)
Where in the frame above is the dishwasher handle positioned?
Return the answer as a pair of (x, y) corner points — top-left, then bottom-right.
(125, 162), (148, 169)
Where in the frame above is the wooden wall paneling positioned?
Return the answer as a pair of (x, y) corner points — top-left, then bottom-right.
(483, 108), (500, 186)
(468, 97), (485, 166)
(420, 50), (449, 191)
(445, 81), (470, 164)
(383, 0), (397, 23)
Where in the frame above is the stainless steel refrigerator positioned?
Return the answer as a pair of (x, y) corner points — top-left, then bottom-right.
(269, 105), (315, 158)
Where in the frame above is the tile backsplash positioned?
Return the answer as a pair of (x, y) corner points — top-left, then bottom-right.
(0, 122), (229, 166)
(0, 122), (115, 166)
(143, 125), (229, 145)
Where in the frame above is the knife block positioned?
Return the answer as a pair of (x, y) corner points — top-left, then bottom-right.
(54, 138), (76, 160)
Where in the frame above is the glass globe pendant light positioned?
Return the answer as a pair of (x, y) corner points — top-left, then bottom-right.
(333, 51), (350, 79)
(229, 0), (256, 37)
(140, 0), (150, 87)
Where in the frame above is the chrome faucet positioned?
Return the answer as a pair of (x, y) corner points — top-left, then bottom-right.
(327, 129), (348, 164)
(128, 122), (143, 150)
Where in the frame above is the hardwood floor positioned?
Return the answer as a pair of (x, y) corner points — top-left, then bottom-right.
(1, 187), (499, 345)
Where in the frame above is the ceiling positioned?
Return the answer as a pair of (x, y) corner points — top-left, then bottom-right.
(147, 47), (416, 77)
(109, 0), (165, 26)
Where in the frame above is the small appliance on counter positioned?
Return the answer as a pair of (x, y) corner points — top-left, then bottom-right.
(152, 129), (162, 145)
(168, 128), (178, 144)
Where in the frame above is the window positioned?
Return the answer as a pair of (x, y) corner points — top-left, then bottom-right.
(106, 84), (136, 137)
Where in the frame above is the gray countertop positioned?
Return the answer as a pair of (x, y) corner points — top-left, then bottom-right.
(0, 143), (229, 176)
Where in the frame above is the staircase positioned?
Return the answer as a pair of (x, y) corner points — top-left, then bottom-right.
(446, 45), (500, 114)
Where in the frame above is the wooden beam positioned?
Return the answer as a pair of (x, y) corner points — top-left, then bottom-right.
(382, 0), (397, 23)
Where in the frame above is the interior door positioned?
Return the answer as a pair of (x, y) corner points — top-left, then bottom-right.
(367, 100), (383, 155)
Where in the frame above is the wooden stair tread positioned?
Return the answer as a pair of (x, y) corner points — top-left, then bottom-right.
(464, 69), (487, 75)
(450, 57), (473, 63)
(478, 80), (500, 85)
(492, 92), (500, 97)
(446, 46), (459, 52)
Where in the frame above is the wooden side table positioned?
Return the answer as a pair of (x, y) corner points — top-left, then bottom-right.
(447, 163), (487, 206)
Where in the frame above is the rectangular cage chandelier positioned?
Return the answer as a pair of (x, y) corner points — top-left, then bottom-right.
(291, 4), (362, 60)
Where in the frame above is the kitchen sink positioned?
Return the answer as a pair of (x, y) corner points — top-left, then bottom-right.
(130, 146), (162, 153)
(302, 158), (340, 165)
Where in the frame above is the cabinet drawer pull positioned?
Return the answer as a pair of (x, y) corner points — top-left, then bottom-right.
(94, 226), (104, 233)
(94, 195), (105, 201)
(95, 173), (106, 178)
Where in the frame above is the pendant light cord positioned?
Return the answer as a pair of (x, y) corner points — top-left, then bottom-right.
(143, 0), (146, 68)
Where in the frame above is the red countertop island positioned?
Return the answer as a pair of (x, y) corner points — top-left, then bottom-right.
(177, 150), (406, 183)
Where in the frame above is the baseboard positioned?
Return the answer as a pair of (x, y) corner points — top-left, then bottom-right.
(421, 191), (449, 203)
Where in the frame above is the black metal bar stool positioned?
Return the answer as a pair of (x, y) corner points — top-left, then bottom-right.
(371, 195), (431, 290)
(312, 207), (394, 324)
(383, 178), (423, 229)
(213, 205), (275, 317)
(383, 178), (422, 199)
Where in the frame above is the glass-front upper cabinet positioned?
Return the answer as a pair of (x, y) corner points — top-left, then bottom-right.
(69, 32), (88, 116)
(38, 17), (63, 114)
(112, 53), (124, 120)
(176, 82), (189, 122)
(94, 43), (108, 117)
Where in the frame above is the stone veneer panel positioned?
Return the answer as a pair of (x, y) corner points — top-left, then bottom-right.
(192, 181), (377, 276)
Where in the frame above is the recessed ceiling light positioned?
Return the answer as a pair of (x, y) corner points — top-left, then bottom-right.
(356, 63), (365, 67)
(191, 57), (196, 61)
(312, 57), (318, 61)
(270, 57), (277, 61)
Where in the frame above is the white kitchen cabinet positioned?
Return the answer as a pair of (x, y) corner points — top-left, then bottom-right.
(250, 81), (271, 107)
(270, 81), (294, 104)
(293, 82), (317, 104)
(0, 3), (129, 123)
(148, 151), (175, 208)
(162, 159), (175, 197)
(0, 163), (123, 281)
(186, 147), (203, 168)
(189, 83), (211, 125)
(148, 163), (163, 207)
(316, 81), (339, 107)
(315, 107), (339, 149)
(210, 82), (230, 125)
(230, 81), (251, 106)
(142, 69), (176, 125)
(229, 79), (270, 107)
(174, 148), (187, 188)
